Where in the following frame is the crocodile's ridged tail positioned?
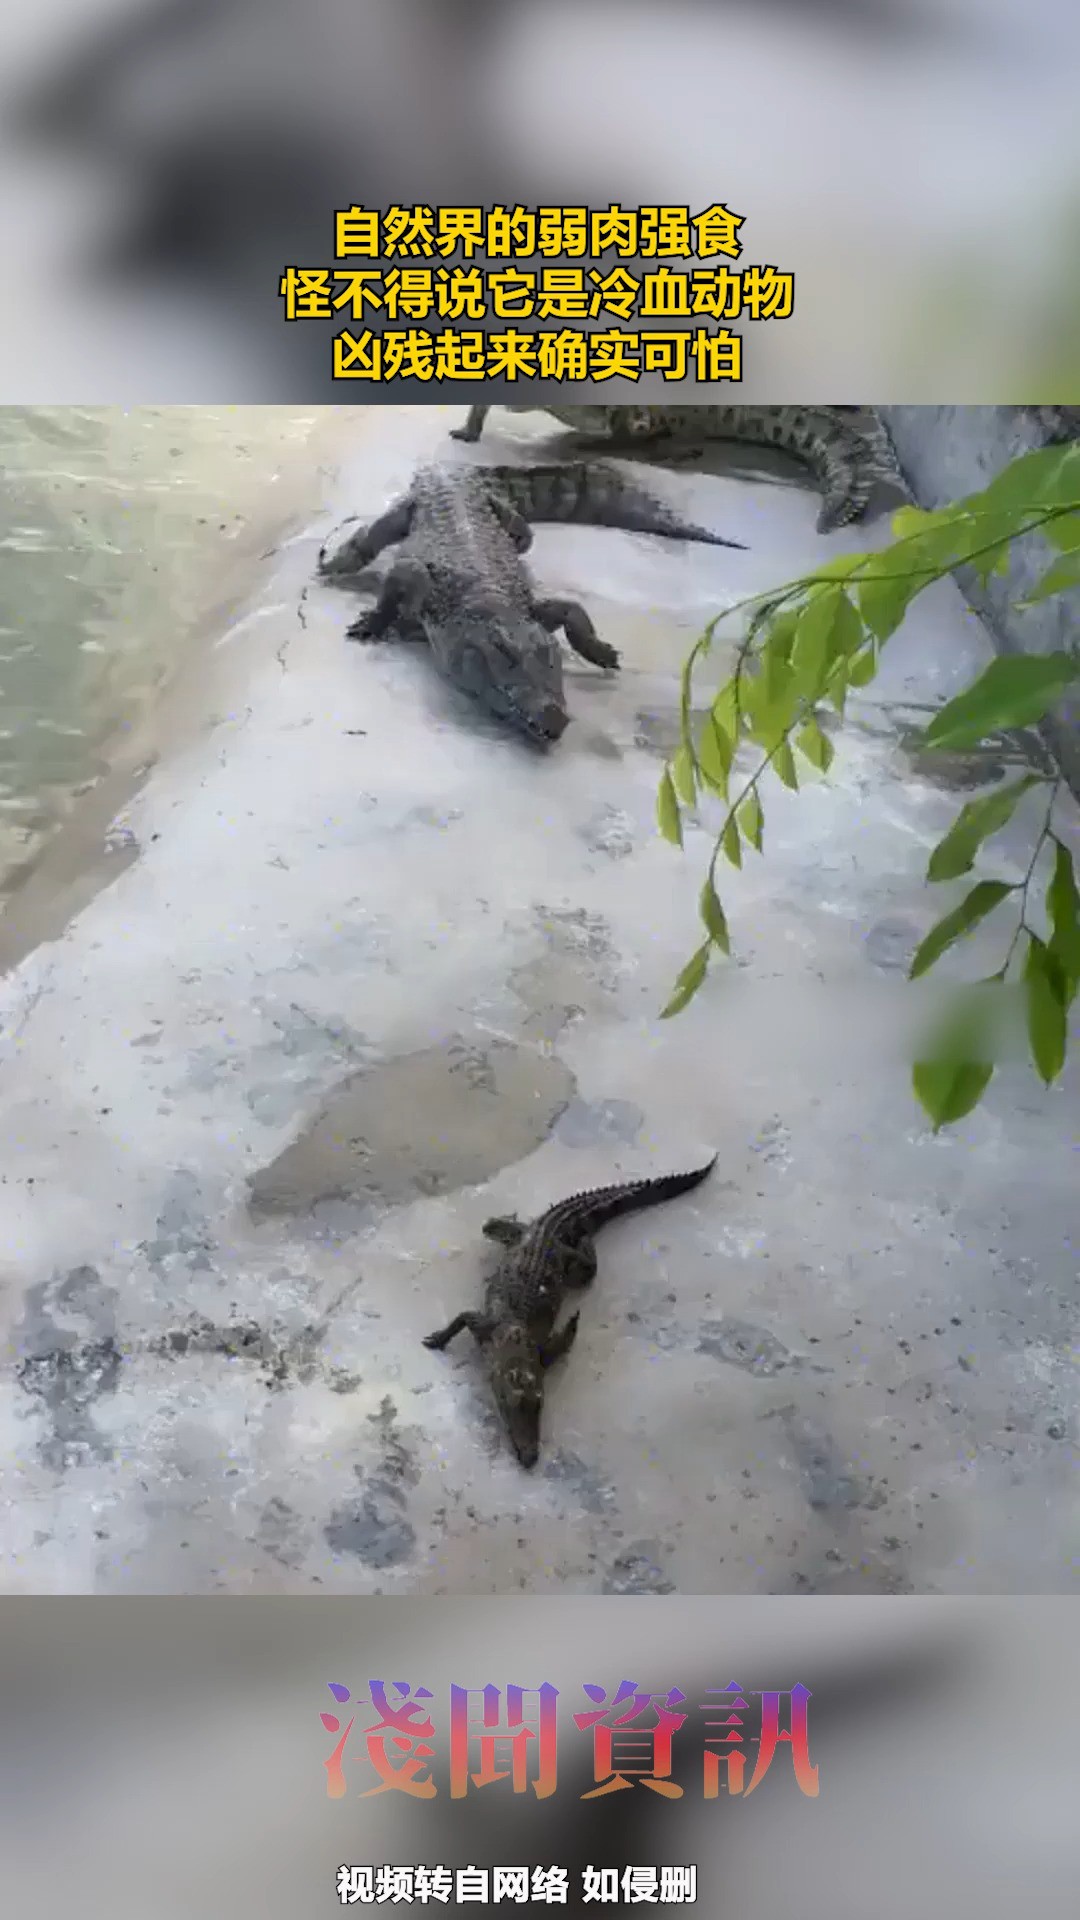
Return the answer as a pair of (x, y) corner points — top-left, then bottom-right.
(484, 463), (747, 551)
(815, 429), (874, 535)
(549, 1156), (719, 1235)
(567, 403), (904, 538)
(814, 413), (909, 534)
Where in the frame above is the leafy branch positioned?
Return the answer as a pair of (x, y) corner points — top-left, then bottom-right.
(656, 439), (1080, 1128)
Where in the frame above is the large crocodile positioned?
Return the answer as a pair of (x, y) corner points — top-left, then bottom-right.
(451, 404), (907, 535)
(317, 460), (745, 746)
(423, 1157), (718, 1466)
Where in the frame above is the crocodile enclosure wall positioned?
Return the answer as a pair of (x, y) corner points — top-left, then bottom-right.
(880, 406), (1080, 800)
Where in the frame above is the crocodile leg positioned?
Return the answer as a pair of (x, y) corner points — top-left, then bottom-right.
(319, 495), (415, 577)
(482, 1215), (526, 1245)
(533, 597), (620, 671)
(450, 405), (490, 444)
(539, 1312), (581, 1366)
(346, 556), (433, 642)
(559, 1240), (599, 1287)
(423, 1309), (496, 1350)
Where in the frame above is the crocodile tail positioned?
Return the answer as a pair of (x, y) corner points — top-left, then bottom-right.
(485, 463), (747, 551)
(816, 413), (909, 534)
(571, 1155), (719, 1231)
(816, 428), (874, 534)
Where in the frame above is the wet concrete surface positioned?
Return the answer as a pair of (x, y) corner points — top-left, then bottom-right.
(0, 404), (1078, 1594)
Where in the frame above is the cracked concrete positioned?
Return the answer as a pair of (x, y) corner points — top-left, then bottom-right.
(0, 404), (1078, 1595)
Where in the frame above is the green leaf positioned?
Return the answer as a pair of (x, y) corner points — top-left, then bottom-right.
(700, 876), (731, 953)
(738, 791), (764, 851)
(762, 606), (800, 651)
(857, 565), (916, 644)
(795, 715), (835, 773)
(712, 680), (740, 743)
(1047, 836), (1080, 1004)
(1044, 508), (1080, 553)
(832, 592), (866, 658)
(809, 553), (871, 582)
(925, 775), (1042, 882)
(891, 505), (943, 539)
(1025, 934), (1068, 1084)
(660, 941), (711, 1018)
(826, 658), (849, 719)
(760, 610), (800, 704)
(773, 741), (799, 791)
(857, 529), (961, 641)
(697, 713), (733, 796)
(924, 652), (1079, 752)
(912, 1060), (994, 1131)
(1016, 551), (1080, 605)
(721, 814), (742, 868)
(788, 588), (843, 700)
(908, 879), (1016, 980)
(847, 643), (878, 688)
(679, 637), (706, 751)
(961, 511), (1019, 586)
(743, 675), (794, 754)
(657, 768), (683, 847)
(672, 744), (698, 805)
(979, 442), (1080, 512)
(918, 975), (1013, 1066)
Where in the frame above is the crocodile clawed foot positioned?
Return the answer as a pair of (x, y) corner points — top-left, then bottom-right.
(346, 615), (380, 643)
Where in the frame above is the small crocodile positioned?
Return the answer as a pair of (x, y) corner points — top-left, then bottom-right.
(318, 461), (744, 747)
(423, 1156), (718, 1466)
(451, 404), (907, 536)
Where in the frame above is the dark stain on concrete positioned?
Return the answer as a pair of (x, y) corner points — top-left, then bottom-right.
(864, 914), (921, 973)
(404, 804), (463, 829)
(256, 1496), (307, 1569)
(324, 1396), (421, 1570)
(247, 1005), (379, 1127)
(248, 1034), (574, 1219)
(791, 1552), (915, 1595)
(148, 1314), (322, 1389)
(14, 1264), (122, 1470)
(508, 904), (623, 1045)
(775, 1408), (888, 1514)
(325, 1499), (417, 1569)
(533, 905), (619, 979)
(752, 1116), (791, 1167)
(603, 1542), (676, 1595)
(577, 805), (635, 860)
(543, 1448), (617, 1514)
(634, 708), (702, 760)
(554, 1098), (644, 1150)
(140, 1168), (215, 1274)
(698, 1317), (796, 1378)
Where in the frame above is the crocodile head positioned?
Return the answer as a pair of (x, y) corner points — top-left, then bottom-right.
(621, 408), (659, 436)
(488, 1327), (545, 1468)
(440, 612), (570, 748)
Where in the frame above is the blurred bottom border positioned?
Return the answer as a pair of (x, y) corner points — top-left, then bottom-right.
(0, 1595), (1077, 1917)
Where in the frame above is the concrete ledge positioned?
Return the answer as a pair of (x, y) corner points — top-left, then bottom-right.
(879, 406), (1080, 798)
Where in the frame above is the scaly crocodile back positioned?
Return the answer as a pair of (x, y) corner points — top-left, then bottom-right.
(494, 404), (907, 535)
(527, 1155), (718, 1251)
(409, 464), (534, 603)
(481, 463), (745, 549)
